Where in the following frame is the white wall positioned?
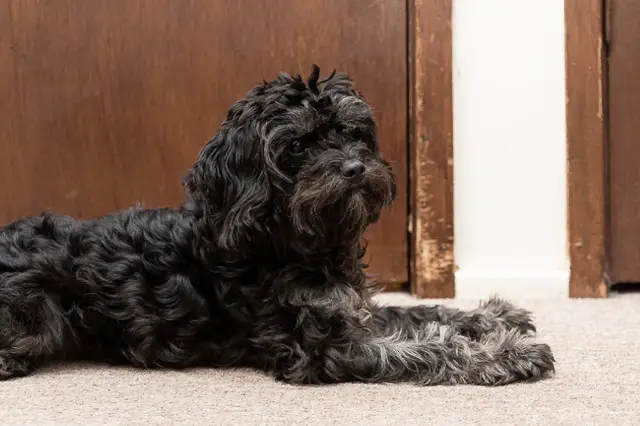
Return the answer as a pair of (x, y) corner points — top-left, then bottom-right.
(452, 0), (569, 298)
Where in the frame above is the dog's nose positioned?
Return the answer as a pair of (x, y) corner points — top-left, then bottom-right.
(340, 160), (365, 181)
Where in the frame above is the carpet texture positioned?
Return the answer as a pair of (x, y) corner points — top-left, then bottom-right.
(1, 292), (639, 425)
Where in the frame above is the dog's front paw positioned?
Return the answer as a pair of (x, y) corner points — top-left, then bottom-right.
(474, 330), (555, 386)
(470, 296), (537, 337)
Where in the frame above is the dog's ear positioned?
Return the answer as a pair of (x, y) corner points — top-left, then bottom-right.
(183, 122), (272, 252)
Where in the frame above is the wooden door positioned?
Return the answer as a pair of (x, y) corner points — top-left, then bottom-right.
(0, 0), (408, 287)
(607, 0), (640, 283)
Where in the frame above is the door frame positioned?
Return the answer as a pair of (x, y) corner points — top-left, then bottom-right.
(408, 0), (455, 298)
(408, 0), (613, 299)
(564, 0), (609, 298)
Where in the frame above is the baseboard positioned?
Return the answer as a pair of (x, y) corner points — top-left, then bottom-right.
(454, 269), (569, 299)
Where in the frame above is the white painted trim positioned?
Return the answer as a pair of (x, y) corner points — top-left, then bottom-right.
(455, 270), (569, 299)
(452, 1), (569, 299)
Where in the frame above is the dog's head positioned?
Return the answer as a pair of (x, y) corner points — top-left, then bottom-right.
(184, 65), (396, 253)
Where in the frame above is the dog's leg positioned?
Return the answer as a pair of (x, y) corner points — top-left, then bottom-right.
(0, 275), (71, 380)
(372, 296), (536, 340)
(279, 325), (554, 386)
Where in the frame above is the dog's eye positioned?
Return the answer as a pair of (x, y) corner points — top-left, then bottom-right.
(289, 140), (305, 155)
(349, 129), (376, 149)
(350, 129), (369, 141)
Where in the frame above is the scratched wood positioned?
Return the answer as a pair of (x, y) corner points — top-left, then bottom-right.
(408, 0), (455, 298)
(564, 0), (608, 298)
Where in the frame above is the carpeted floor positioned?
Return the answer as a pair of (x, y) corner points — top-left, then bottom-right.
(1, 292), (639, 425)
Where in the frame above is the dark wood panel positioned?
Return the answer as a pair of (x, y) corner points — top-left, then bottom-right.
(0, 0), (407, 285)
(564, 0), (609, 297)
(408, 0), (454, 298)
(607, 0), (640, 284)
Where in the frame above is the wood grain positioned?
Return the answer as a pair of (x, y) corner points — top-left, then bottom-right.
(0, 0), (408, 287)
(565, 0), (609, 298)
(606, 0), (640, 284)
(408, 0), (454, 298)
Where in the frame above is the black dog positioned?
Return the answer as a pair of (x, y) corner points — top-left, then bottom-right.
(0, 66), (554, 385)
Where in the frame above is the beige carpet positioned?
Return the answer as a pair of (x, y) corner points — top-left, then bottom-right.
(1, 292), (639, 425)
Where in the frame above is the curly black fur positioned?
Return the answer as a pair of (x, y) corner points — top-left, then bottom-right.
(0, 66), (555, 385)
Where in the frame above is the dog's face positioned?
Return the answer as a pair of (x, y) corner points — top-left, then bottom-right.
(185, 66), (396, 252)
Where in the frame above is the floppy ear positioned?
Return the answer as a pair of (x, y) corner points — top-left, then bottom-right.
(183, 122), (272, 253)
